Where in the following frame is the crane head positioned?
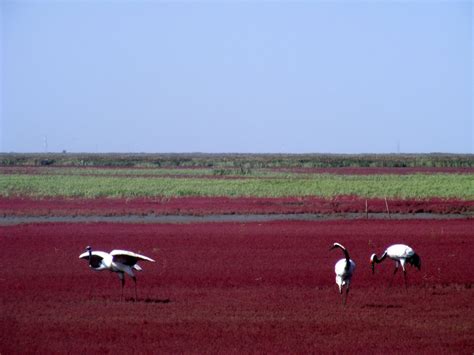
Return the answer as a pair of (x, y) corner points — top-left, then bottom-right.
(370, 254), (376, 274)
(85, 246), (92, 252)
(330, 242), (345, 251)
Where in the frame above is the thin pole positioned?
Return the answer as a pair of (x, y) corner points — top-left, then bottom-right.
(384, 197), (391, 219)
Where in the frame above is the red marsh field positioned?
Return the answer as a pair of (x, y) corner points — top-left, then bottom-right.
(1, 196), (473, 217)
(1, 219), (473, 353)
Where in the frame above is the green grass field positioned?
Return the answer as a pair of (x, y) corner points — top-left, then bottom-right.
(1, 172), (472, 199)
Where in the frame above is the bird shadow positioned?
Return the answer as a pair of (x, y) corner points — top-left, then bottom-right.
(124, 297), (171, 304)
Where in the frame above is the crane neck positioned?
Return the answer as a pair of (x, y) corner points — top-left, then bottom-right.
(343, 249), (350, 263)
(336, 246), (350, 264)
(337, 246), (351, 270)
(372, 251), (388, 264)
(330, 243), (351, 270)
(343, 250), (351, 271)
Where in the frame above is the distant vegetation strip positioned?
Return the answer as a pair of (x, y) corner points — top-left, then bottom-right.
(1, 166), (472, 178)
(1, 174), (472, 199)
(1, 152), (473, 168)
(0, 166), (295, 178)
(1, 167), (220, 177)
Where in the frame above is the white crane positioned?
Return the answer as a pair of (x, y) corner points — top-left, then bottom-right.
(79, 246), (155, 301)
(370, 244), (421, 290)
(330, 242), (356, 305)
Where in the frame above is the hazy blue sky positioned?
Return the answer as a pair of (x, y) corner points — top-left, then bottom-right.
(1, 0), (472, 153)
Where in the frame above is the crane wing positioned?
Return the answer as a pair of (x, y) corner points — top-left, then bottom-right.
(79, 251), (90, 260)
(110, 249), (155, 266)
(79, 251), (108, 268)
(79, 251), (108, 261)
(402, 247), (415, 258)
(389, 244), (415, 258)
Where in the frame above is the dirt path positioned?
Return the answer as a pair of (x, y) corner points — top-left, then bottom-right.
(1, 212), (471, 225)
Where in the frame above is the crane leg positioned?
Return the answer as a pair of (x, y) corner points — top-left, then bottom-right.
(388, 266), (398, 289)
(119, 273), (125, 301)
(343, 286), (349, 306)
(88, 281), (94, 299)
(132, 276), (137, 301)
(403, 270), (408, 292)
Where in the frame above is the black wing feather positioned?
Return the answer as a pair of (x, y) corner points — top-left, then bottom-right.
(112, 254), (137, 266)
(89, 255), (104, 268)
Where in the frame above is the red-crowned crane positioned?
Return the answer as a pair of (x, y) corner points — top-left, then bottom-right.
(370, 244), (421, 290)
(330, 242), (356, 305)
(79, 246), (155, 301)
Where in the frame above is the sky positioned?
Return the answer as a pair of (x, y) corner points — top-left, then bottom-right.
(0, 0), (472, 154)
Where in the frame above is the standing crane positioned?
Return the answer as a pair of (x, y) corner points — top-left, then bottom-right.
(370, 244), (421, 290)
(79, 246), (155, 301)
(330, 242), (356, 305)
